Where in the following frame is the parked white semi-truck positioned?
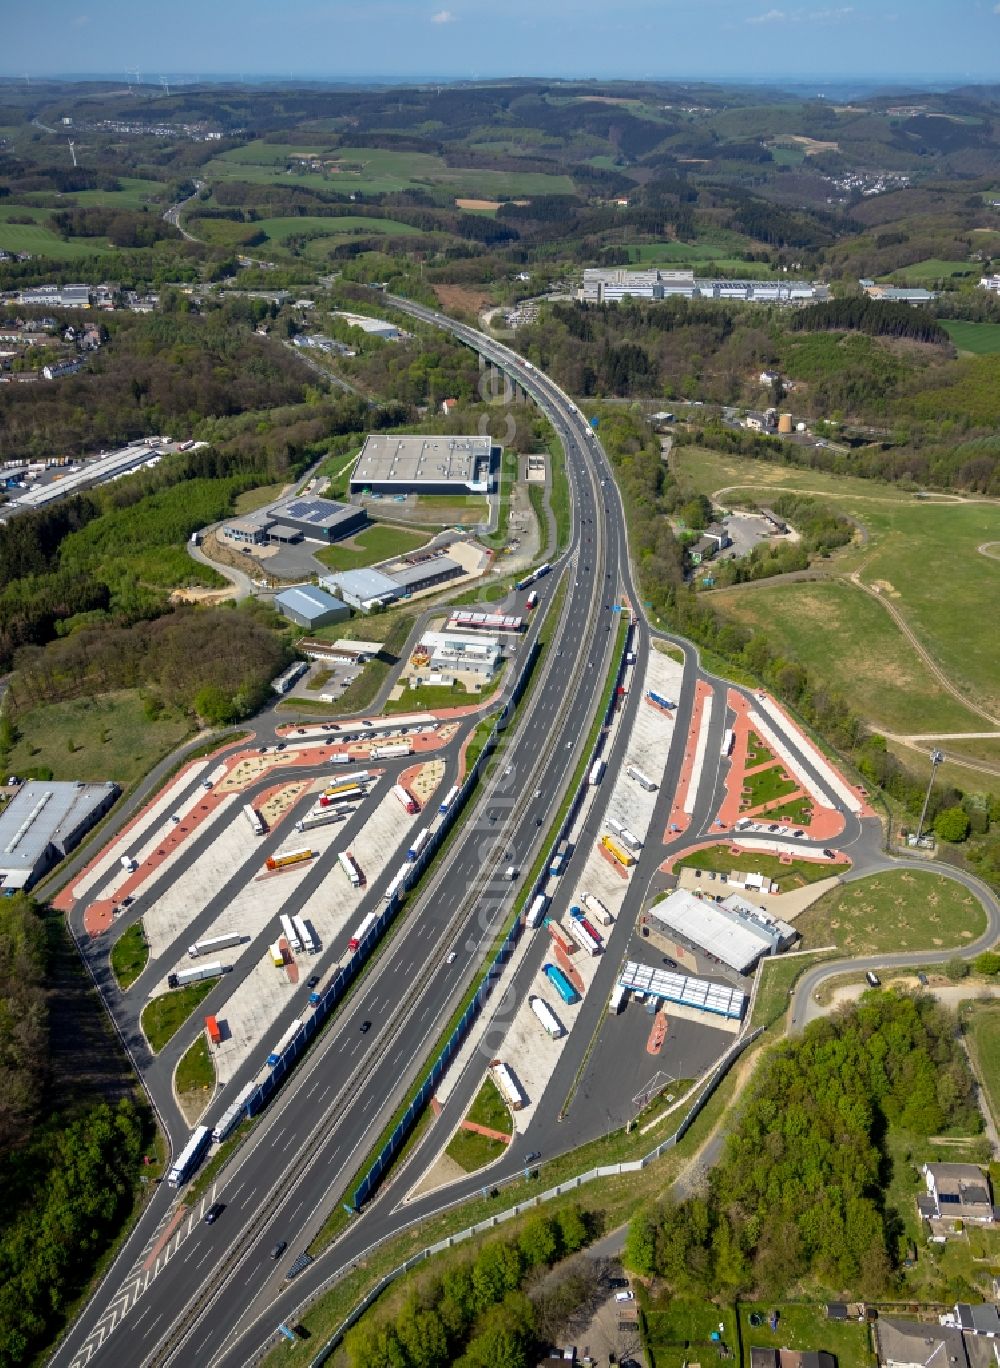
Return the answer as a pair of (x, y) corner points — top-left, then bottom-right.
(529, 994), (564, 1039)
(188, 932), (247, 959)
(582, 891), (613, 927)
(167, 961), (229, 989)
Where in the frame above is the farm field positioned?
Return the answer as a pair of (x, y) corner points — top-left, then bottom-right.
(192, 211), (425, 253)
(0, 219), (110, 258)
(881, 257), (976, 281)
(673, 446), (1000, 723)
(794, 870), (986, 954)
(203, 143), (575, 199)
(944, 320), (1000, 355)
(55, 177), (168, 208)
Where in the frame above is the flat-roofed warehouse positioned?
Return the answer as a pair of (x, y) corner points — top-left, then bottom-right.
(648, 887), (796, 975)
(0, 780), (120, 895)
(349, 434), (495, 496)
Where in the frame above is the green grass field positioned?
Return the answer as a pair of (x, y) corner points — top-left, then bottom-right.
(674, 845), (844, 888)
(0, 221), (110, 258)
(965, 1004), (1000, 1132)
(881, 258), (976, 282)
(712, 580), (991, 738)
(204, 143), (575, 199)
(7, 690), (195, 787)
(110, 921), (149, 990)
(466, 1075), (512, 1134)
(314, 523), (429, 573)
(141, 980), (218, 1053)
(741, 762), (798, 809)
(56, 177), (167, 208)
(794, 870), (986, 954)
(674, 445), (1000, 722)
(445, 1075), (513, 1174)
(193, 212), (424, 251)
(642, 1297), (738, 1368)
(944, 320), (1000, 355)
(176, 1036), (215, 1095)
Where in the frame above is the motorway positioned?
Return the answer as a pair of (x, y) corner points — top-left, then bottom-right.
(52, 303), (1000, 1368)
(53, 299), (644, 1368)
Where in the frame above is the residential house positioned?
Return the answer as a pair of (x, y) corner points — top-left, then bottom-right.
(922, 1163), (996, 1224)
(956, 1306), (1000, 1338)
(876, 1318), (969, 1368)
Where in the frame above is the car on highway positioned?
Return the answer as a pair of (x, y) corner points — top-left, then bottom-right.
(204, 1202), (224, 1225)
(270, 1241), (287, 1260)
(446, 951), (457, 965)
(360, 1020), (372, 1034)
(306, 975), (320, 989)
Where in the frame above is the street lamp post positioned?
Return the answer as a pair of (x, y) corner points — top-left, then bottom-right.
(916, 749), (944, 842)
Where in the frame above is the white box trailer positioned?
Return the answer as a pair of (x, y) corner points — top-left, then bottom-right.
(564, 914), (601, 957)
(609, 983), (627, 1015)
(188, 932), (247, 959)
(279, 913), (302, 954)
(211, 1080), (258, 1143)
(589, 758), (606, 787)
(296, 804), (352, 832)
(626, 765), (658, 792)
(582, 891), (613, 927)
(292, 915), (316, 954)
(167, 961), (228, 989)
(491, 1062), (526, 1112)
(371, 743), (411, 760)
(529, 994), (564, 1039)
(526, 893), (548, 929)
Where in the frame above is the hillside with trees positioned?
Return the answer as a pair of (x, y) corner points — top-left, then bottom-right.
(625, 993), (979, 1298)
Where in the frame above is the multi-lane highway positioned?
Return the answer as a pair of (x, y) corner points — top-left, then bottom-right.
(51, 302), (1000, 1368)
(53, 300), (647, 1368)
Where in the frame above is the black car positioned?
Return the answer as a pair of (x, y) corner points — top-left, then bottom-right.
(360, 1020), (372, 1034)
(204, 1203), (224, 1225)
(525, 1150), (541, 1163)
(270, 1241), (287, 1260)
(306, 975), (320, 989)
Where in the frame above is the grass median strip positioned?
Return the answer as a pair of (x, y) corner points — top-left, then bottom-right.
(110, 920), (149, 990)
(141, 980), (218, 1053)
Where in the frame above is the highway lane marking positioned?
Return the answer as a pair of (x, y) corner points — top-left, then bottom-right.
(194, 1248), (213, 1270)
(227, 1179), (246, 1203)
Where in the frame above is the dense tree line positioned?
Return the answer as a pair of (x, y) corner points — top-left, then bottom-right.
(9, 604), (290, 724)
(789, 297), (950, 344)
(0, 891), (149, 1367)
(49, 205), (179, 248)
(0, 307), (310, 460)
(345, 1206), (593, 1368)
(625, 993), (979, 1299)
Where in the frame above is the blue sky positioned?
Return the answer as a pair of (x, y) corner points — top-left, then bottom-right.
(3, 0), (998, 82)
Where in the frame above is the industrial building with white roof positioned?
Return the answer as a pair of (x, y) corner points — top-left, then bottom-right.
(349, 434), (495, 495)
(647, 886), (796, 975)
(0, 780), (120, 895)
(582, 267), (827, 306)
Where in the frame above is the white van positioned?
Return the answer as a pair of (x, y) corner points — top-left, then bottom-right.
(504, 865), (518, 881)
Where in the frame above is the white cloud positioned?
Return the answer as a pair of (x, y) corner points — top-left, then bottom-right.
(748, 3), (852, 20)
(431, 8), (455, 21)
(72, 13), (90, 26)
